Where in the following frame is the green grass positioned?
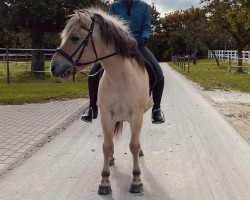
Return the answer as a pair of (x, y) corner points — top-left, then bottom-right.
(169, 58), (250, 92)
(0, 61), (89, 104)
(1, 59), (249, 105)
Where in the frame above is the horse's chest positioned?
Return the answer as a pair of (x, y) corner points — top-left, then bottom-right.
(104, 97), (132, 112)
(97, 72), (145, 120)
(110, 102), (134, 121)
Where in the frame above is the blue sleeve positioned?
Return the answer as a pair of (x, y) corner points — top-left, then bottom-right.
(108, 4), (115, 15)
(141, 4), (151, 39)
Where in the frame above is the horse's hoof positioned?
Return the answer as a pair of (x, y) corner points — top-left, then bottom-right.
(98, 185), (112, 195)
(139, 149), (144, 157)
(129, 183), (143, 193)
(109, 158), (115, 166)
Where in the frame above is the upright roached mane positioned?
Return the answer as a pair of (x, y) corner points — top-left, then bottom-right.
(61, 8), (145, 68)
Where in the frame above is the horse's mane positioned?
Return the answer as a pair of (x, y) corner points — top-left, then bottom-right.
(61, 8), (145, 68)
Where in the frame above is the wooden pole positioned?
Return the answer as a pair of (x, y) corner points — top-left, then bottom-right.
(184, 56), (186, 71)
(6, 47), (10, 84)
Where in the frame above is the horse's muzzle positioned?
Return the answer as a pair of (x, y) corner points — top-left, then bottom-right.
(50, 63), (57, 76)
(50, 61), (71, 78)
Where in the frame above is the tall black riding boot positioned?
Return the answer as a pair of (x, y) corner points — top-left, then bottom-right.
(152, 76), (165, 124)
(81, 63), (102, 123)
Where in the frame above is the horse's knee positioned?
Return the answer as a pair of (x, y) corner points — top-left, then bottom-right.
(102, 142), (113, 154)
(129, 143), (141, 155)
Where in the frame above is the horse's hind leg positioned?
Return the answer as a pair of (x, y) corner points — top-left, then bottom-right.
(129, 115), (143, 193)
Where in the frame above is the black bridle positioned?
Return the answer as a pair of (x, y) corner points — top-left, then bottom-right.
(56, 17), (117, 78)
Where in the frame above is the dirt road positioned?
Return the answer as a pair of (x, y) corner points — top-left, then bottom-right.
(0, 63), (250, 200)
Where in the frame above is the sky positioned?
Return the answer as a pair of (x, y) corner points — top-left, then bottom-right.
(144, 0), (202, 15)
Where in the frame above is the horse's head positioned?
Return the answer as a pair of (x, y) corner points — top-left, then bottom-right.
(51, 10), (102, 78)
(51, 8), (144, 78)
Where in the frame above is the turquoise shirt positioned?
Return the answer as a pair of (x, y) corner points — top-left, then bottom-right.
(109, 0), (151, 39)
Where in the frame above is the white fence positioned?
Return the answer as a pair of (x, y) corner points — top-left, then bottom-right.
(208, 50), (250, 74)
(208, 50), (250, 63)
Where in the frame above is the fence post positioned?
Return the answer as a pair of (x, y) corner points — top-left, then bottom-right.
(248, 57), (250, 75)
(184, 56), (186, 71)
(228, 55), (231, 74)
(182, 57), (185, 69)
(6, 47), (10, 84)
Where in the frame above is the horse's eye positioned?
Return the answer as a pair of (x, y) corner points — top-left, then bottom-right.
(71, 36), (79, 42)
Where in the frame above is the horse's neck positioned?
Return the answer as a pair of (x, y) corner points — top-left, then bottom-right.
(100, 56), (134, 83)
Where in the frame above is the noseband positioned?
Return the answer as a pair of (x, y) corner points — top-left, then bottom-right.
(56, 17), (117, 77)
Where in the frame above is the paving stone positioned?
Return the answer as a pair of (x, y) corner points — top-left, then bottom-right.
(0, 98), (87, 176)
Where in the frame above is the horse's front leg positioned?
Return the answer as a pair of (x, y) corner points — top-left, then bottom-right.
(129, 114), (143, 193)
(98, 115), (114, 195)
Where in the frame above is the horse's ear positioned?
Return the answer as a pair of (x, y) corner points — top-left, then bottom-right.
(76, 10), (90, 23)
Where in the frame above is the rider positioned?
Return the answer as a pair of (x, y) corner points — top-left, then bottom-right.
(81, 0), (165, 124)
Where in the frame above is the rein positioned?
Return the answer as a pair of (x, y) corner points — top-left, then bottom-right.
(56, 17), (117, 79)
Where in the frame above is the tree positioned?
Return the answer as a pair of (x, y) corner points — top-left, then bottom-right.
(162, 8), (208, 64)
(0, 1), (10, 47)
(201, 0), (250, 72)
(178, 7), (208, 64)
(162, 10), (187, 59)
(202, 20), (235, 66)
(2, 0), (97, 74)
(147, 3), (167, 61)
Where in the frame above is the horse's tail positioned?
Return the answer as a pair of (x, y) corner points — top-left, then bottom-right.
(114, 121), (123, 138)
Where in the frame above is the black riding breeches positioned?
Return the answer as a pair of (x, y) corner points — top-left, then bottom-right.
(138, 45), (164, 109)
(138, 45), (164, 83)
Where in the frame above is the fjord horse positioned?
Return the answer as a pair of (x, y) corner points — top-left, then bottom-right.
(50, 8), (153, 194)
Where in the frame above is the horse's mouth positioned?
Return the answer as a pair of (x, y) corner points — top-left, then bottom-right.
(61, 67), (73, 78)
(51, 62), (73, 78)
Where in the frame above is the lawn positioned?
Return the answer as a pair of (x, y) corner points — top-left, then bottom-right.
(1, 59), (249, 105)
(0, 61), (89, 104)
(169, 58), (250, 93)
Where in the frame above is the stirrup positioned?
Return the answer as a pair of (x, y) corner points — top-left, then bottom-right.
(81, 107), (94, 123)
(151, 108), (165, 124)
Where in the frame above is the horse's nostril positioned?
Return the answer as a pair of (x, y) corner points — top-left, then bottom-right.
(50, 64), (58, 76)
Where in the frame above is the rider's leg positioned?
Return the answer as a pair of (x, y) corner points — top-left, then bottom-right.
(152, 76), (164, 110)
(81, 62), (102, 123)
(138, 45), (165, 124)
(151, 76), (165, 123)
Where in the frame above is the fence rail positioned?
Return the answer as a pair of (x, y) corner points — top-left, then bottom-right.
(208, 50), (250, 74)
(0, 48), (55, 62)
(208, 50), (250, 62)
(0, 48), (56, 84)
